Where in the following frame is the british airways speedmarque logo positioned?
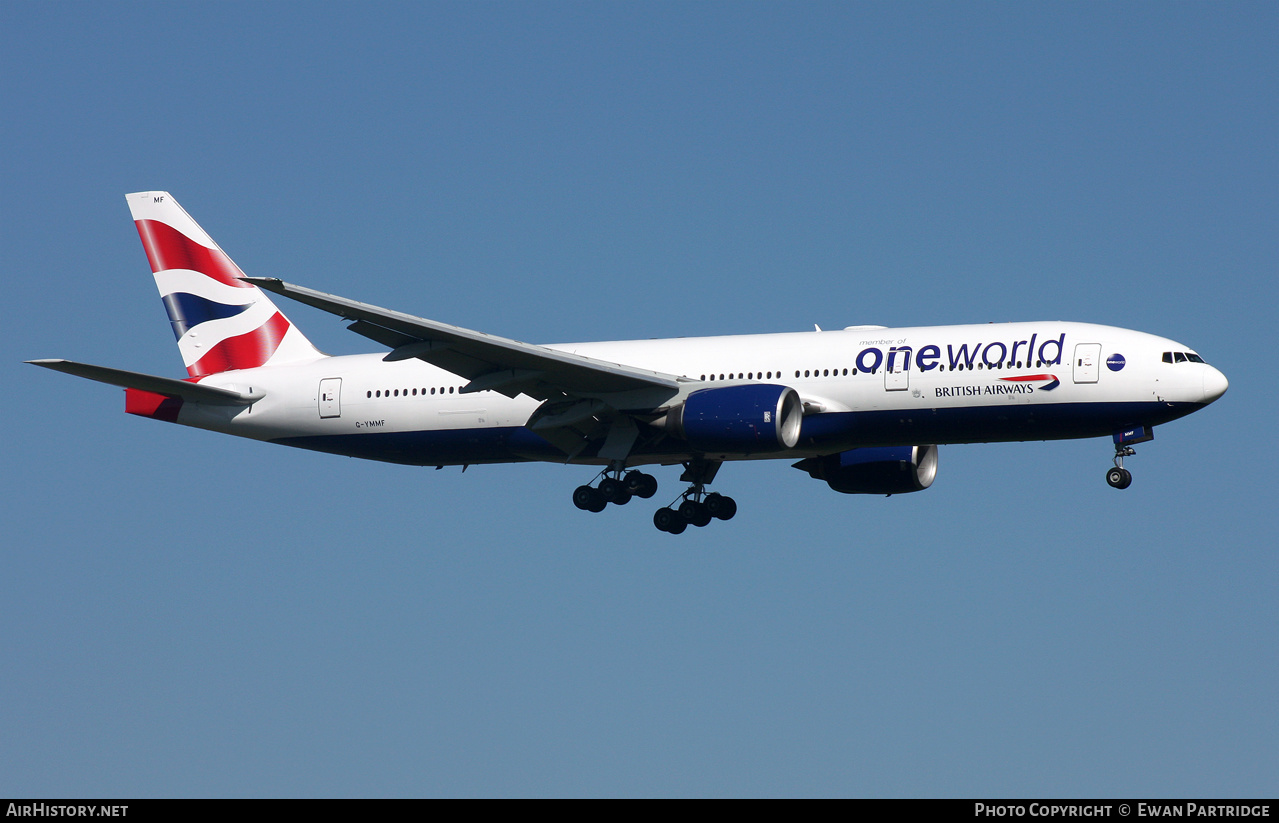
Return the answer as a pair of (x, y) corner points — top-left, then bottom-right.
(998, 374), (1061, 391)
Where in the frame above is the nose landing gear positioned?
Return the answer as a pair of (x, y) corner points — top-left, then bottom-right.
(1106, 427), (1154, 490)
(1106, 445), (1135, 489)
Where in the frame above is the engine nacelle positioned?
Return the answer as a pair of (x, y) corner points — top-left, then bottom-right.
(794, 445), (938, 495)
(667, 384), (804, 454)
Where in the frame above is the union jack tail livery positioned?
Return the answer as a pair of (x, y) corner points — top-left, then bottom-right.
(126, 192), (323, 377)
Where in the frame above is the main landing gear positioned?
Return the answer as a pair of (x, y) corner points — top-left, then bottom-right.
(572, 466), (658, 513)
(571, 460), (738, 535)
(652, 460), (736, 535)
(652, 490), (737, 535)
(1106, 444), (1135, 490)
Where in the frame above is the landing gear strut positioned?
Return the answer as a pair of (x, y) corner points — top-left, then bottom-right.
(573, 464), (658, 513)
(572, 459), (739, 533)
(1106, 445), (1135, 490)
(653, 460), (737, 535)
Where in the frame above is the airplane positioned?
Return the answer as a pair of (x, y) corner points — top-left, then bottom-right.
(29, 192), (1229, 534)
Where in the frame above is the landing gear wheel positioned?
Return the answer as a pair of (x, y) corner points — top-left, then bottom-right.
(678, 499), (713, 528)
(1108, 444), (1136, 490)
(654, 507), (686, 534)
(573, 485), (607, 512)
(599, 477), (631, 505)
(625, 471), (658, 499)
(704, 493), (737, 521)
(1105, 467), (1133, 489)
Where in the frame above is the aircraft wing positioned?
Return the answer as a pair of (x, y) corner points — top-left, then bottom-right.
(244, 277), (687, 405)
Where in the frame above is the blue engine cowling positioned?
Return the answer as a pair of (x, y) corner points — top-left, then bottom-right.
(793, 445), (938, 494)
(671, 384), (804, 454)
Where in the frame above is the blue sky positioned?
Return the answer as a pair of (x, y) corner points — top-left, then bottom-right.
(3, 2), (1275, 797)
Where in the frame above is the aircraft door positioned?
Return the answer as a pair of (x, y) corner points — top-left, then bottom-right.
(318, 377), (342, 418)
(1072, 344), (1101, 384)
(884, 347), (909, 391)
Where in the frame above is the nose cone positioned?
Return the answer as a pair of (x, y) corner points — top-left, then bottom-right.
(1202, 366), (1229, 404)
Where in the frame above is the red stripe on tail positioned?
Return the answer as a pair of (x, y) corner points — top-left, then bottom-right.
(186, 311), (291, 377)
(134, 219), (251, 288)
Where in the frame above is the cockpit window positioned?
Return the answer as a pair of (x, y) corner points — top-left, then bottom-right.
(1164, 351), (1207, 364)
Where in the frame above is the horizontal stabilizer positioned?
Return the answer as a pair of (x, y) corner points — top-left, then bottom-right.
(26, 359), (264, 405)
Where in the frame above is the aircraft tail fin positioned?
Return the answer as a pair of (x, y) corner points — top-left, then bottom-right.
(126, 192), (324, 377)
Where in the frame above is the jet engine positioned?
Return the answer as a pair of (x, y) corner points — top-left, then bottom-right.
(793, 445), (938, 495)
(663, 384), (804, 454)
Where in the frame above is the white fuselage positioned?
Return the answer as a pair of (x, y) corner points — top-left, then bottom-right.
(173, 320), (1227, 468)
